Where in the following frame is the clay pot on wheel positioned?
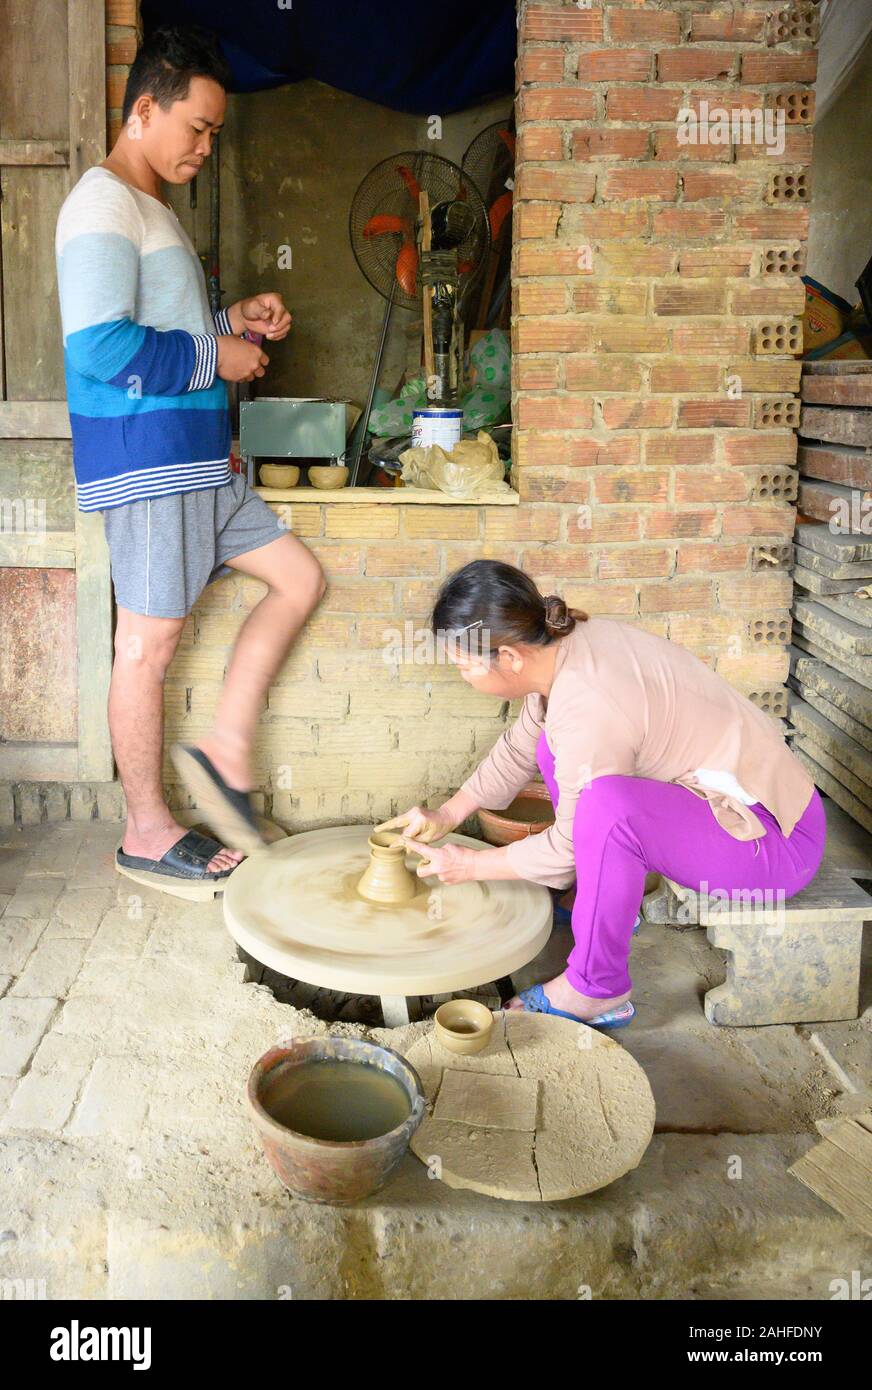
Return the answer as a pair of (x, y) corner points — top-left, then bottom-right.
(357, 831), (421, 904)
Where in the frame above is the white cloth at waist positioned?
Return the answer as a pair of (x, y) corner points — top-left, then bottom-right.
(691, 767), (756, 805)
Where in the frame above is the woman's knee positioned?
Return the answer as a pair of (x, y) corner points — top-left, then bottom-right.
(574, 774), (637, 826)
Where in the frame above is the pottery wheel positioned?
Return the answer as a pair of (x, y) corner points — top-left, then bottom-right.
(405, 1011), (655, 1202)
(223, 825), (552, 1000)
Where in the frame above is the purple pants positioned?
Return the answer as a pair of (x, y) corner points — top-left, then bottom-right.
(535, 733), (827, 999)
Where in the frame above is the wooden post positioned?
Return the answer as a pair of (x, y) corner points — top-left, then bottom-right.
(419, 191), (436, 389)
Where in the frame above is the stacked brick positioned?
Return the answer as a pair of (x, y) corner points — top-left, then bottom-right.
(513, 0), (818, 716)
(789, 364), (872, 834)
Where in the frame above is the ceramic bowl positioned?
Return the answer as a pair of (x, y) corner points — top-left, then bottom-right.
(309, 465), (349, 490)
(248, 1036), (426, 1204)
(477, 780), (554, 846)
(259, 463), (300, 488)
(434, 999), (495, 1055)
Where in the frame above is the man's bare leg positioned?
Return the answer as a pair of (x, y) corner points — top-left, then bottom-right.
(111, 608), (242, 873)
(193, 532), (325, 791)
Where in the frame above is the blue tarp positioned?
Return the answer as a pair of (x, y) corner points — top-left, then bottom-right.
(140, 0), (516, 114)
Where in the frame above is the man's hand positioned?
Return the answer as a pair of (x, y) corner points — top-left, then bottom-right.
(216, 335), (269, 383)
(238, 292), (292, 342)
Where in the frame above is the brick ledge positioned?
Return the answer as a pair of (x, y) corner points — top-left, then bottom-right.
(254, 486), (518, 505)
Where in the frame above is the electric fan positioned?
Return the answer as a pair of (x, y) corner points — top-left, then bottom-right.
(462, 121), (516, 329)
(347, 151), (490, 483)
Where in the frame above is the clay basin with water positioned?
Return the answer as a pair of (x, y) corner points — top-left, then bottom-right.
(247, 1037), (426, 1204)
(477, 781), (555, 846)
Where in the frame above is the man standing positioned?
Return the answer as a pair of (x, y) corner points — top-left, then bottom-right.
(55, 26), (325, 898)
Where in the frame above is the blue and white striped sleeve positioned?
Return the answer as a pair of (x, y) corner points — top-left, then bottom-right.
(187, 333), (218, 391)
(213, 306), (234, 336)
(56, 176), (212, 397)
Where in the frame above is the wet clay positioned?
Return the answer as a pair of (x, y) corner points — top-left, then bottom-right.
(262, 1058), (411, 1142)
(357, 832), (420, 904)
(223, 825), (552, 997)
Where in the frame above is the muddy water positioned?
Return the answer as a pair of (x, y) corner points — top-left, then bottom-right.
(262, 1059), (412, 1142)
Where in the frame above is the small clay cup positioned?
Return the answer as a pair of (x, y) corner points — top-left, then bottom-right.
(434, 999), (494, 1055)
(357, 830), (419, 904)
(309, 465), (349, 490)
(259, 463), (300, 488)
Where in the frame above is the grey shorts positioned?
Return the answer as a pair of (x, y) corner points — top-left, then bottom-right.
(100, 473), (287, 618)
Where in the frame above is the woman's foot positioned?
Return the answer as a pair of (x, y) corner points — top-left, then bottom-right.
(121, 817), (243, 874)
(506, 971), (630, 1022)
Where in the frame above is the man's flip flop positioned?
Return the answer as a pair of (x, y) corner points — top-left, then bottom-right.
(516, 985), (636, 1030)
(170, 743), (266, 856)
(115, 829), (239, 902)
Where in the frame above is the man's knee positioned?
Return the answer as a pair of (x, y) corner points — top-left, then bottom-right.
(280, 548), (325, 612)
(114, 614), (185, 680)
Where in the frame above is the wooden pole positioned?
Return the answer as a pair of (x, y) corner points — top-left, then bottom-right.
(419, 191), (436, 390)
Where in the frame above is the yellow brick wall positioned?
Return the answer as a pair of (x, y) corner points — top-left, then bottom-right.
(162, 504), (518, 828)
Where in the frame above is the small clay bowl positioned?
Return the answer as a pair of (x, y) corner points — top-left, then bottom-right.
(434, 999), (494, 1055)
(309, 465), (349, 490)
(259, 463), (300, 488)
(477, 780), (554, 847)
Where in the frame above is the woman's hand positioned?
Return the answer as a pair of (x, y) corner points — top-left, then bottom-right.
(376, 804), (457, 844)
(405, 840), (477, 885)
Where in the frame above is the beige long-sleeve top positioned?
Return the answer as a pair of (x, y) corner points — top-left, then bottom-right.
(461, 617), (815, 889)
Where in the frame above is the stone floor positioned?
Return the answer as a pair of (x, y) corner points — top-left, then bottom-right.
(0, 804), (870, 1300)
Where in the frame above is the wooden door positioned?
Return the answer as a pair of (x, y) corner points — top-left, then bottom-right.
(0, 0), (114, 781)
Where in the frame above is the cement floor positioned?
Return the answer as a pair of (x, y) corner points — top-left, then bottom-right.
(0, 803), (870, 1300)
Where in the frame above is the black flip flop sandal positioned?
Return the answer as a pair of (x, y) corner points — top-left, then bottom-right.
(115, 828), (240, 901)
(169, 743), (267, 856)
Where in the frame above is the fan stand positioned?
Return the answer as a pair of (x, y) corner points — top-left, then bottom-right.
(419, 192), (436, 391)
(348, 283), (395, 488)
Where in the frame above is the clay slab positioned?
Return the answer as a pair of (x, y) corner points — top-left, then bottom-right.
(406, 1011), (655, 1202)
(434, 1070), (540, 1132)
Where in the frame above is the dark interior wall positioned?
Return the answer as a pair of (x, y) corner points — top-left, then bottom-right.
(807, 38), (872, 301)
(169, 80), (511, 407)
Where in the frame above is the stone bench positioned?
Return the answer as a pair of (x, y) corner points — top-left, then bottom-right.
(647, 860), (870, 1027)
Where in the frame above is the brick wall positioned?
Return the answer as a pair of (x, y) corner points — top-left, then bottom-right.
(162, 504), (518, 828)
(11, 0), (816, 830)
(106, 0), (140, 146)
(512, 0), (817, 718)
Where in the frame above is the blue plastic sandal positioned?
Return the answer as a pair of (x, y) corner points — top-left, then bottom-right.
(517, 985), (636, 1030)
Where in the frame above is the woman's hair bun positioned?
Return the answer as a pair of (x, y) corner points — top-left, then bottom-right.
(543, 594), (575, 637)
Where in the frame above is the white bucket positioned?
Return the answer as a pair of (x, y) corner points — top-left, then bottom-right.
(412, 408), (464, 452)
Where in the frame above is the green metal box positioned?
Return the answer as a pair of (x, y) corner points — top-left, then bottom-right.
(239, 398), (347, 483)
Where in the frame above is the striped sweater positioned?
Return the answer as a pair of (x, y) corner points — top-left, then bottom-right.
(55, 166), (235, 512)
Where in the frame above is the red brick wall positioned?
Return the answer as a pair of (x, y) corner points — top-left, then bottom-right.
(512, 0), (819, 716)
